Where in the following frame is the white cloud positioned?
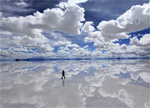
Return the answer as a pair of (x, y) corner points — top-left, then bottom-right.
(81, 21), (95, 33)
(130, 37), (142, 46)
(54, 41), (71, 46)
(84, 26), (129, 50)
(0, 31), (12, 36)
(0, 47), (56, 59)
(130, 34), (150, 46)
(129, 34), (150, 56)
(57, 0), (88, 9)
(0, 48), (31, 59)
(54, 41), (79, 48)
(139, 34), (150, 45)
(84, 31), (119, 50)
(71, 47), (91, 57)
(0, 2), (149, 58)
(59, 6), (85, 34)
(106, 40), (150, 57)
(40, 44), (54, 52)
(93, 41), (115, 50)
(83, 45), (89, 49)
(66, 43), (79, 48)
(55, 45), (92, 58)
(84, 31), (103, 43)
(0, 5), (85, 35)
(98, 3), (150, 34)
(13, 35), (54, 52)
(68, 0), (88, 5)
(0, 5), (85, 55)
(57, 2), (69, 9)
(86, 3), (150, 45)
(11, 47), (29, 52)
(83, 3), (150, 57)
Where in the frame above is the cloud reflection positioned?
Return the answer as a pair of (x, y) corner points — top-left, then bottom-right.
(0, 60), (150, 108)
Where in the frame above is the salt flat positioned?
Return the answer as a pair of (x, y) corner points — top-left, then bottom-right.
(0, 60), (150, 108)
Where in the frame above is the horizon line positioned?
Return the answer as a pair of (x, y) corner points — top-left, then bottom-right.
(0, 57), (150, 61)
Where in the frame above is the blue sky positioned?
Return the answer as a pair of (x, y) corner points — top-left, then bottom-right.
(0, 0), (150, 59)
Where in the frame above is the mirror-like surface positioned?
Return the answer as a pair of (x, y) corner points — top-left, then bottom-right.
(0, 60), (150, 108)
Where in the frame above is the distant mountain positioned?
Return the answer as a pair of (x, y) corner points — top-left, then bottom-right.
(0, 57), (150, 61)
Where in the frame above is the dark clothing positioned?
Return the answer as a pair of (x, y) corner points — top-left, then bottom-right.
(62, 71), (65, 76)
(61, 70), (65, 79)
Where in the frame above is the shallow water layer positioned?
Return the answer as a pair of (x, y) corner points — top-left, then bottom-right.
(0, 60), (150, 108)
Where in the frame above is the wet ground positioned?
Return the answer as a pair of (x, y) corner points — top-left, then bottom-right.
(0, 60), (150, 108)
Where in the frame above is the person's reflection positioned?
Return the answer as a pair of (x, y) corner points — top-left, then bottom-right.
(62, 79), (65, 86)
(61, 70), (66, 86)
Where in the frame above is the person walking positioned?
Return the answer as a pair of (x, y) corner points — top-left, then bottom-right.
(61, 70), (65, 79)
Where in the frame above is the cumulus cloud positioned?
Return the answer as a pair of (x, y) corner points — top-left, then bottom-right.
(84, 31), (103, 43)
(66, 43), (80, 48)
(85, 3), (150, 43)
(0, 4), (85, 55)
(13, 34), (54, 52)
(54, 41), (71, 46)
(54, 41), (88, 58)
(83, 3), (150, 57)
(0, 5), (85, 35)
(98, 3), (150, 34)
(14, 35), (47, 47)
(54, 41), (79, 48)
(55, 44), (91, 58)
(0, 48), (32, 59)
(130, 34), (150, 46)
(129, 34), (150, 56)
(0, 1), (149, 58)
(0, 46), (56, 59)
(71, 47), (91, 56)
(106, 44), (149, 58)
(84, 31), (119, 50)
(81, 21), (95, 33)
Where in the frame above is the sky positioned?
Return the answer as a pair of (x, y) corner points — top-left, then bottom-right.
(0, 0), (150, 59)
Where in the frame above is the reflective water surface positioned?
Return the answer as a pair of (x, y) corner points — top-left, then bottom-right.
(0, 60), (150, 108)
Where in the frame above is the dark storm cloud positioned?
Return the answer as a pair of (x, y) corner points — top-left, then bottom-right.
(27, 0), (62, 13)
(0, 0), (62, 17)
